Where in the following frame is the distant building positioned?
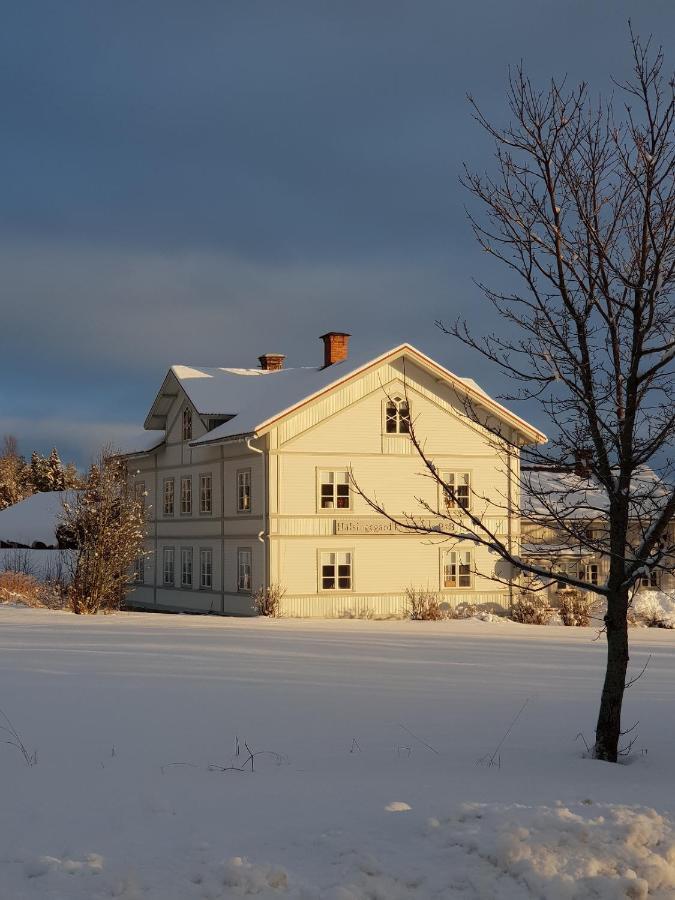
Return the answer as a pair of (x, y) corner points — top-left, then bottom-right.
(122, 334), (546, 616)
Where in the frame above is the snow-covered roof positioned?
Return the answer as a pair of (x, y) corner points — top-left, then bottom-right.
(0, 491), (69, 547)
(143, 343), (546, 446)
(521, 467), (667, 520)
(117, 429), (165, 457)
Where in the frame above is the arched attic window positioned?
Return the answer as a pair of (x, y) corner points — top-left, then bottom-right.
(182, 407), (193, 442)
(385, 396), (410, 434)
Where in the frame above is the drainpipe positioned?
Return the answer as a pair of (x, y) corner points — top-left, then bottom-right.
(246, 435), (267, 591)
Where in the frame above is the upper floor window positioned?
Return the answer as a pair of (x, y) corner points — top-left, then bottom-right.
(199, 473), (212, 514)
(443, 472), (471, 511)
(320, 471), (350, 510)
(443, 549), (472, 589)
(134, 481), (146, 508)
(237, 469), (251, 513)
(163, 478), (175, 516)
(180, 476), (192, 515)
(385, 396), (410, 434)
(320, 551), (352, 590)
(182, 407), (193, 442)
(237, 547), (252, 592)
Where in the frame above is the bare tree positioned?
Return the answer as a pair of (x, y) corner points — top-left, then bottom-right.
(60, 449), (146, 614)
(355, 32), (675, 763)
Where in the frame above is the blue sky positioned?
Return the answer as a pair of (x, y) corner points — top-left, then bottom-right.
(1, 1), (673, 466)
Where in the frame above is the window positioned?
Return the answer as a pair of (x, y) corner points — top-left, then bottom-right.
(585, 563), (599, 586)
(163, 478), (175, 516)
(199, 473), (212, 514)
(163, 547), (175, 586)
(443, 549), (472, 589)
(320, 551), (352, 590)
(320, 471), (350, 510)
(180, 477), (192, 515)
(641, 570), (658, 588)
(134, 481), (146, 508)
(182, 407), (192, 441)
(385, 396), (410, 434)
(237, 469), (251, 513)
(237, 548), (252, 592)
(443, 472), (471, 511)
(200, 548), (213, 589)
(208, 417), (228, 431)
(133, 554), (145, 584)
(556, 562), (578, 589)
(180, 548), (193, 588)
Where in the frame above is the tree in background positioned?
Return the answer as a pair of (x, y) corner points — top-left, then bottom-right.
(0, 436), (30, 510)
(356, 33), (675, 762)
(60, 450), (146, 614)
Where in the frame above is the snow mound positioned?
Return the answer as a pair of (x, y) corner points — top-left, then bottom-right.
(425, 801), (675, 899)
(385, 801), (412, 812)
(222, 856), (289, 894)
(632, 591), (675, 628)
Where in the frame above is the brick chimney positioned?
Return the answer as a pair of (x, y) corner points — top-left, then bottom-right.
(320, 332), (351, 368)
(258, 353), (285, 371)
(574, 448), (593, 478)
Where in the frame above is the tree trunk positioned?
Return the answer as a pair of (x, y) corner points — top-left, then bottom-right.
(594, 588), (630, 762)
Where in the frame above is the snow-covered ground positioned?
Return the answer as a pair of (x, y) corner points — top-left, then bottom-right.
(2, 609), (675, 899)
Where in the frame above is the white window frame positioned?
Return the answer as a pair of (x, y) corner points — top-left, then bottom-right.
(440, 471), (471, 512)
(384, 395), (411, 435)
(199, 473), (212, 515)
(318, 470), (351, 512)
(237, 547), (252, 592)
(163, 478), (175, 517)
(133, 553), (145, 584)
(134, 481), (146, 508)
(180, 547), (193, 588)
(640, 569), (658, 588)
(585, 562), (599, 586)
(442, 548), (473, 590)
(199, 548), (213, 590)
(182, 406), (193, 442)
(318, 549), (353, 591)
(180, 476), (192, 515)
(163, 547), (175, 586)
(237, 469), (251, 514)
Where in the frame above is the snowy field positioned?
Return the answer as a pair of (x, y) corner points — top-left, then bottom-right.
(2, 609), (675, 899)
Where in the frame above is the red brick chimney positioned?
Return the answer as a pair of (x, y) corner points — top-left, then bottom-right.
(320, 332), (351, 367)
(574, 448), (593, 478)
(258, 353), (285, 371)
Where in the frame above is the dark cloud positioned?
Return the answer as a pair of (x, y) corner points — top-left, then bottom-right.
(0, 1), (673, 464)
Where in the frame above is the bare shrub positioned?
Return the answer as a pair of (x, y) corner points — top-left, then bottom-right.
(510, 593), (554, 625)
(454, 602), (478, 620)
(0, 571), (42, 607)
(559, 591), (595, 627)
(61, 451), (146, 615)
(405, 587), (448, 621)
(253, 584), (285, 617)
(0, 570), (69, 609)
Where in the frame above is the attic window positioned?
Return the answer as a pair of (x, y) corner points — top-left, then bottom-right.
(385, 397), (410, 434)
(182, 407), (193, 441)
(208, 417), (228, 431)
